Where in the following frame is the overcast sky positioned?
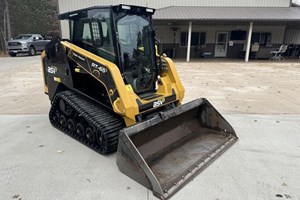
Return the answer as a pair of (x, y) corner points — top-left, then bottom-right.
(293, 0), (300, 4)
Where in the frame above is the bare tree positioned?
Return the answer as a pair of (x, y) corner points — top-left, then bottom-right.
(0, 0), (11, 54)
(3, 3), (7, 47)
(5, 0), (11, 40)
(0, 26), (5, 55)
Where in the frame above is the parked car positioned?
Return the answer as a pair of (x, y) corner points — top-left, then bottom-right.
(7, 34), (51, 57)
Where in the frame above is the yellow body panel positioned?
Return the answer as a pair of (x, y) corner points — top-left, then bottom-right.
(58, 41), (184, 126)
(156, 57), (185, 104)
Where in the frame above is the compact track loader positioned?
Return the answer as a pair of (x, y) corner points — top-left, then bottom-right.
(41, 4), (237, 199)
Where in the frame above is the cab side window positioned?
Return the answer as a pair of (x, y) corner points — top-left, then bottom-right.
(88, 9), (115, 62)
(71, 9), (116, 63)
(82, 22), (92, 44)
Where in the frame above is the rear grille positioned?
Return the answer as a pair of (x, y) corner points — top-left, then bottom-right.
(8, 42), (21, 46)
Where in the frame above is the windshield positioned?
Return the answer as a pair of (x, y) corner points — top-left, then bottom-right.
(14, 34), (32, 40)
(117, 15), (155, 93)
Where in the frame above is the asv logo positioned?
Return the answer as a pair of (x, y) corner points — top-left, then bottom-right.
(47, 66), (57, 74)
(153, 98), (165, 108)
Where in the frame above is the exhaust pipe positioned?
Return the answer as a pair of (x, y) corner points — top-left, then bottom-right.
(117, 98), (238, 199)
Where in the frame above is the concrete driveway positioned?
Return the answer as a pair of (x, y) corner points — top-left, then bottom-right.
(0, 56), (299, 200)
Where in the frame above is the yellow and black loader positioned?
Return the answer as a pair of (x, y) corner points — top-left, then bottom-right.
(41, 4), (237, 199)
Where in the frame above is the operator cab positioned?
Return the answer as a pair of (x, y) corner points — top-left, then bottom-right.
(59, 5), (157, 95)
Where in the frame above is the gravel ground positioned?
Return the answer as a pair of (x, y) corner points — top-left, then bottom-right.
(0, 56), (300, 115)
(0, 55), (49, 114)
(176, 61), (300, 114)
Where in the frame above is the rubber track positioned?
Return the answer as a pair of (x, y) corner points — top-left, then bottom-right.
(49, 90), (125, 154)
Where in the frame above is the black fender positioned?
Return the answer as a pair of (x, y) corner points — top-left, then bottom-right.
(43, 39), (73, 101)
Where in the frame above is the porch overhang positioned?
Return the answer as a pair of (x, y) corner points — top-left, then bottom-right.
(153, 7), (300, 22)
(153, 7), (300, 62)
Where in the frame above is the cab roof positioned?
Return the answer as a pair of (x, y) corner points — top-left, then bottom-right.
(59, 4), (155, 20)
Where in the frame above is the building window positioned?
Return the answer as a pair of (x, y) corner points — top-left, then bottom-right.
(251, 32), (272, 46)
(180, 32), (187, 46)
(180, 32), (206, 47)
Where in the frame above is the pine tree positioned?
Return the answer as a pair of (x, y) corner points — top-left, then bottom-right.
(0, 0), (59, 54)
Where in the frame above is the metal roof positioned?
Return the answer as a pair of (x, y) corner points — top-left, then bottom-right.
(153, 7), (300, 21)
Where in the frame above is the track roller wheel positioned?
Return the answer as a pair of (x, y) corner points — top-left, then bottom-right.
(86, 127), (96, 143)
(59, 114), (67, 128)
(67, 118), (76, 134)
(96, 129), (108, 154)
(76, 121), (86, 137)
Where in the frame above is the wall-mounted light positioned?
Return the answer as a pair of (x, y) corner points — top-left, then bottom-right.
(121, 5), (131, 10)
(146, 8), (154, 13)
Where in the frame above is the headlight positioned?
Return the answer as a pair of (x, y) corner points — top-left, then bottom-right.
(22, 43), (27, 47)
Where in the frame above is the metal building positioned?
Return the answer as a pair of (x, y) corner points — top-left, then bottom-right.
(57, 0), (300, 61)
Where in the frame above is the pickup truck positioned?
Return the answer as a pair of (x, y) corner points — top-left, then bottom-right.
(7, 34), (51, 57)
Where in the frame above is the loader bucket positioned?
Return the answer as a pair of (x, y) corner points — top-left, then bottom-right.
(116, 98), (237, 199)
